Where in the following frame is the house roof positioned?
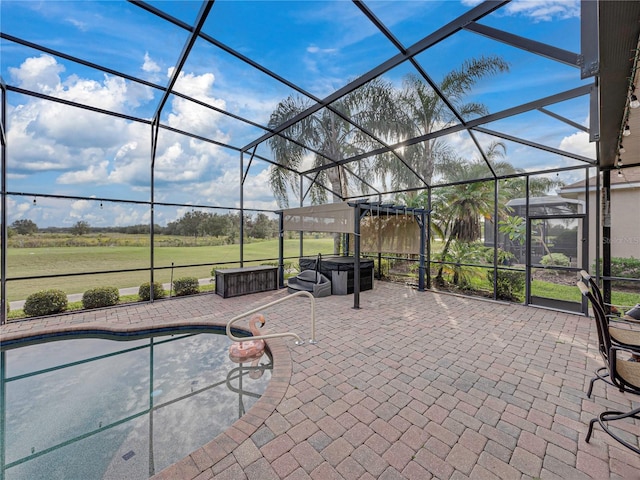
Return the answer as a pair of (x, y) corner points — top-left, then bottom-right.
(559, 167), (640, 198)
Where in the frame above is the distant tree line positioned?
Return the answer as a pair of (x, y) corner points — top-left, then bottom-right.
(8, 212), (279, 240)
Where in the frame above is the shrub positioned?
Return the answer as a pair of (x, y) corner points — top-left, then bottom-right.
(138, 282), (166, 301)
(442, 241), (486, 287)
(487, 269), (525, 302)
(173, 277), (200, 296)
(484, 248), (516, 266)
(373, 257), (391, 279)
(82, 286), (119, 309)
(540, 253), (570, 267)
(23, 289), (68, 317)
(593, 257), (640, 279)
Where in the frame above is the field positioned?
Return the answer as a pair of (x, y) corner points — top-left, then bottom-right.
(6, 234), (639, 312)
(6, 237), (335, 302)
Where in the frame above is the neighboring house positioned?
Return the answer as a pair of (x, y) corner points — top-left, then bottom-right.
(559, 167), (640, 264)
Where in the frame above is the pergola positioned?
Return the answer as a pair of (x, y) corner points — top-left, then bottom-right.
(280, 201), (428, 308)
(1, 1), (640, 323)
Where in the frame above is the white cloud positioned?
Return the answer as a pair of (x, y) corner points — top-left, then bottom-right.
(70, 199), (93, 213)
(106, 123), (151, 185)
(7, 197), (33, 222)
(506, 0), (579, 21)
(307, 45), (338, 55)
(11, 54), (153, 110)
(110, 204), (150, 227)
(9, 55), (64, 93)
(6, 55), (152, 177)
(65, 17), (88, 32)
(462, 0), (579, 21)
(68, 199), (105, 221)
(142, 52), (161, 73)
(154, 143), (201, 182)
(166, 70), (229, 139)
(197, 168), (277, 211)
(58, 161), (110, 184)
(5, 53), (281, 225)
(558, 131), (595, 159)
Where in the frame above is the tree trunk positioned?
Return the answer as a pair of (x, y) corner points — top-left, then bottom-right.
(326, 166), (344, 255)
(435, 234), (454, 284)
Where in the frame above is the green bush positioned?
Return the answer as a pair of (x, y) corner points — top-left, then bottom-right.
(23, 289), (68, 317)
(540, 253), (570, 267)
(484, 248), (516, 266)
(138, 282), (166, 301)
(82, 286), (119, 309)
(373, 257), (391, 279)
(173, 277), (200, 296)
(593, 257), (640, 279)
(487, 269), (525, 302)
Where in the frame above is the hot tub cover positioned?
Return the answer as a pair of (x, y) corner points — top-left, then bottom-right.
(299, 256), (374, 272)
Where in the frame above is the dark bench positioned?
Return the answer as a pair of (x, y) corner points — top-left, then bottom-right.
(215, 266), (278, 298)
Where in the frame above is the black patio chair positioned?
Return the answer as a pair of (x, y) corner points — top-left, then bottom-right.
(578, 282), (640, 454)
(578, 282), (640, 398)
(585, 343), (640, 454)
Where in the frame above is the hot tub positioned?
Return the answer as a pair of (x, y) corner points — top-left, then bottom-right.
(299, 255), (374, 295)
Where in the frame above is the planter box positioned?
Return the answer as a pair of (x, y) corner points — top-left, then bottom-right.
(215, 266), (278, 298)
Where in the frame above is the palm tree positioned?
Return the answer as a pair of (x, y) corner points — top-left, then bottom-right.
(433, 142), (509, 238)
(388, 55), (510, 193)
(432, 142), (510, 283)
(268, 55), (510, 207)
(267, 77), (403, 208)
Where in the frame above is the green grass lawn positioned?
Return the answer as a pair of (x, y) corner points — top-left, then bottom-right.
(6, 238), (335, 302)
(6, 236), (639, 318)
(530, 280), (640, 307)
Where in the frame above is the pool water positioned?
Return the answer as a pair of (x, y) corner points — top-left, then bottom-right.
(1, 330), (272, 479)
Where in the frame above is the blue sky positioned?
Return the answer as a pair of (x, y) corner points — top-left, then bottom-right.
(0, 0), (593, 228)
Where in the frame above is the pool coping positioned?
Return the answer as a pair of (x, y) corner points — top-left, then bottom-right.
(1, 319), (292, 480)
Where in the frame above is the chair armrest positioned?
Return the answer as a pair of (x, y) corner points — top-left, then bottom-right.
(610, 315), (640, 326)
(610, 344), (640, 357)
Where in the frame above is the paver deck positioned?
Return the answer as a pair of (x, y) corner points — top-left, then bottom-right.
(2, 281), (640, 479)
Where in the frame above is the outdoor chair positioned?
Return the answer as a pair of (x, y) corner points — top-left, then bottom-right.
(579, 270), (640, 323)
(584, 342), (640, 455)
(578, 282), (640, 454)
(287, 253), (331, 298)
(578, 282), (640, 398)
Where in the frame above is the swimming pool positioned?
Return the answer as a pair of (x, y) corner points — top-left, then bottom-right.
(1, 328), (272, 480)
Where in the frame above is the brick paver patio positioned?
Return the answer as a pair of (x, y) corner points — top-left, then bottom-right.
(2, 282), (639, 479)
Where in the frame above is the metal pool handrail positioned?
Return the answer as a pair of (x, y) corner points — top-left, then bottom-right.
(226, 290), (317, 346)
